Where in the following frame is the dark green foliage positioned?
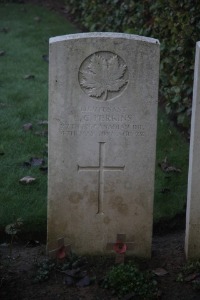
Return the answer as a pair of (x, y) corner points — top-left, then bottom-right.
(66, 0), (199, 129)
(34, 259), (56, 282)
(103, 262), (158, 299)
(177, 260), (200, 290)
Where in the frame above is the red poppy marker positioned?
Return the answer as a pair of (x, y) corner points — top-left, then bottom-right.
(48, 237), (71, 259)
(106, 234), (134, 264)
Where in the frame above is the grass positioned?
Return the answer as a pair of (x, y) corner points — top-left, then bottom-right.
(155, 110), (189, 222)
(0, 2), (78, 233)
(0, 2), (189, 234)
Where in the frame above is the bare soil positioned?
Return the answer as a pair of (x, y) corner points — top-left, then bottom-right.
(1, 230), (200, 300)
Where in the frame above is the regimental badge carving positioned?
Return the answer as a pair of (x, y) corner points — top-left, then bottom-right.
(78, 51), (129, 101)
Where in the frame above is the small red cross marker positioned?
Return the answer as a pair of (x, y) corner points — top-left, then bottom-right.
(106, 234), (134, 264)
(48, 237), (71, 259)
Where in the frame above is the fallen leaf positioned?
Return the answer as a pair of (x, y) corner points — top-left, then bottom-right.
(42, 55), (49, 62)
(19, 176), (36, 184)
(0, 51), (5, 56)
(76, 275), (91, 287)
(23, 161), (31, 167)
(37, 120), (48, 125)
(34, 16), (41, 22)
(34, 130), (48, 136)
(39, 166), (48, 173)
(0, 243), (9, 247)
(65, 276), (74, 286)
(0, 147), (5, 155)
(192, 277), (200, 285)
(0, 27), (10, 33)
(153, 268), (168, 276)
(65, 269), (80, 277)
(30, 157), (45, 166)
(20, 7), (27, 12)
(185, 273), (200, 282)
(159, 157), (181, 173)
(23, 157), (45, 167)
(25, 240), (40, 247)
(0, 102), (7, 108)
(165, 166), (181, 172)
(72, 257), (87, 269)
(157, 289), (163, 298)
(23, 74), (35, 80)
(122, 292), (135, 300)
(159, 188), (171, 194)
(23, 123), (33, 131)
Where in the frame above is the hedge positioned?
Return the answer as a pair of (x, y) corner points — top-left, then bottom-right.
(66, 0), (200, 130)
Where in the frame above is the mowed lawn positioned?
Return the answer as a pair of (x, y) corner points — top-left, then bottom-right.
(0, 3), (78, 233)
(0, 2), (189, 235)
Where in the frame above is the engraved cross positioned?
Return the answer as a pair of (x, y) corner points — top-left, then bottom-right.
(77, 142), (125, 214)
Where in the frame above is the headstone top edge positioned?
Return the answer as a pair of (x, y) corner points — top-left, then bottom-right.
(49, 32), (160, 45)
(197, 41), (200, 48)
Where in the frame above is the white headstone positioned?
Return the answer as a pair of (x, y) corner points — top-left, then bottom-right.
(185, 42), (200, 259)
(47, 33), (160, 257)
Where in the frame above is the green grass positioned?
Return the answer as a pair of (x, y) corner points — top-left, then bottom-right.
(0, 3), (189, 234)
(155, 110), (189, 222)
(0, 2), (78, 232)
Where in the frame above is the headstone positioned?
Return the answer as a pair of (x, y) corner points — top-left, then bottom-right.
(47, 32), (160, 257)
(185, 42), (200, 259)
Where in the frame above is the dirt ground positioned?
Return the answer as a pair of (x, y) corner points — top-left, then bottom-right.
(1, 230), (200, 300)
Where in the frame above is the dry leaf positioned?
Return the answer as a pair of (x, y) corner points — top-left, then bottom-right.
(65, 276), (74, 286)
(25, 240), (40, 247)
(30, 157), (45, 166)
(153, 268), (168, 276)
(23, 123), (33, 131)
(23, 157), (45, 167)
(34, 130), (48, 136)
(42, 55), (49, 62)
(159, 188), (171, 194)
(76, 275), (91, 287)
(19, 176), (36, 184)
(23, 74), (35, 80)
(37, 120), (48, 125)
(159, 157), (181, 173)
(34, 16), (41, 22)
(122, 292), (136, 300)
(0, 51), (5, 56)
(39, 166), (48, 173)
(185, 273), (200, 282)
(0, 146), (5, 155)
(0, 27), (10, 33)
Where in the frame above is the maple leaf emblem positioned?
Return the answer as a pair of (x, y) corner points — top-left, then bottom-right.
(80, 54), (128, 101)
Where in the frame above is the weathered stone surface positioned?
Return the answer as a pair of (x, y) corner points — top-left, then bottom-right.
(185, 42), (200, 259)
(47, 32), (160, 257)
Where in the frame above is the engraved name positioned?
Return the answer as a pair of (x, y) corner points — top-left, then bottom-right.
(59, 106), (145, 137)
